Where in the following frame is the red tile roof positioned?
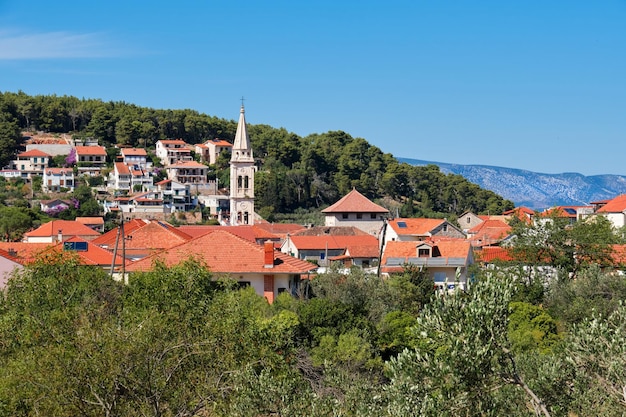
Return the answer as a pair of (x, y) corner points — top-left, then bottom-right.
(388, 218), (448, 236)
(158, 139), (188, 145)
(121, 148), (147, 156)
(0, 242), (54, 264)
(75, 217), (104, 225)
(92, 220), (191, 254)
(288, 234), (378, 251)
(115, 162), (130, 175)
(380, 239), (472, 274)
(75, 145), (107, 156)
(477, 246), (514, 262)
(45, 237), (125, 267)
(168, 161), (207, 168)
(127, 230), (317, 275)
(44, 168), (73, 175)
(292, 226), (370, 236)
(382, 239), (471, 261)
(24, 220), (101, 238)
(321, 189), (389, 214)
(597, 194), (626, 213)
(468, 219), (512, 247)
(254, 223), (306, 238)
(17, 149), (51, 157)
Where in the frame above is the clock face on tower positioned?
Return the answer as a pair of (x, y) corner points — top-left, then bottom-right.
(241, 202), (248, 210)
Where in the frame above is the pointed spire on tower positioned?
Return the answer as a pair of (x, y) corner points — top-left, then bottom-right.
(232, 103), (252, 158)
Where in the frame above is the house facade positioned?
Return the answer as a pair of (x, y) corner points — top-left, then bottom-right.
(321, 189), (389, 237)
(126, 230), (317, 303)
(380, 239), (474, 291)
(43, 167), (75, 192)
(10, 149), (51, 178)
(155, 140), (193, 166)
(383, 218), (466, 247)
(75, 145), (107, 176)
(120, 147), (150, 169)
(195, 139), (232, 165)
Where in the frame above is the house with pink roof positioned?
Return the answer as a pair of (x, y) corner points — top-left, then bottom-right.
(383, 218), (466, 247)
(321, 188), (389, 237)
(466, 218), (512, 248)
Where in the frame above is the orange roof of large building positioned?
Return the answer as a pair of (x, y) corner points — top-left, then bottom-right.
(597, 194), (626, 213)
(388, 218), (449, 236)
(74, 145), (107, 156)
(121, 147), (147, 156)
(176, 225), (280, 242)
(92, 220), (192, 256)
(17, 149), (51, 157)
(24, 220), (101, 238)
(321, 189), (389, 214)
(203, 139), (232, 147)
(126, 230), (317, 275)
(292, 226), (370, 236)
(75, 217), (104, 225)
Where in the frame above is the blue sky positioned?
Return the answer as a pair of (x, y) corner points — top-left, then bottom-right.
(1, 1), (625, 176)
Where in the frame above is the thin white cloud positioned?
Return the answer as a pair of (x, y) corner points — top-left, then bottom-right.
(0, 30), (119, 59)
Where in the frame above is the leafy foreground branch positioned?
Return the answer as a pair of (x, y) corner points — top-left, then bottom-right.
(1, 256), (626, 416)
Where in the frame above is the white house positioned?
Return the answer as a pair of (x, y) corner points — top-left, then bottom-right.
(43, 167), (75, 192)
(195, 139), (232, 165)
(155, 140), (193, 166)
(75, 145), (107, 176)
(321, 188), (389, 237)
(10, 149), (51, 178)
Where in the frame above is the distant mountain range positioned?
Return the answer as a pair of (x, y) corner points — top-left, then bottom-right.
(398, 158), (626, 210)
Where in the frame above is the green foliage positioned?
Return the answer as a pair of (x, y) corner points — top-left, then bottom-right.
(545, 264), (626, 325)
(0, 205), (37, 241)
(508, 301), (560, 354)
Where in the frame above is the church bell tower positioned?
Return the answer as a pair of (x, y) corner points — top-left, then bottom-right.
(229, 103), (255, 225)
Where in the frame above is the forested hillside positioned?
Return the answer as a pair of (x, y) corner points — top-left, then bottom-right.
(0, 91), (514, 219)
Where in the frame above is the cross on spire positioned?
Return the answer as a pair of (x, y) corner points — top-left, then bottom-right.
(240, 96), (245, 107)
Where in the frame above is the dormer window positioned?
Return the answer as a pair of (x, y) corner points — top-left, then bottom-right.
(418, 248), (430, 257)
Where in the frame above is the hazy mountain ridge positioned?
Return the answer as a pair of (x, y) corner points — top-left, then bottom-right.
(398, 158), (626, 210)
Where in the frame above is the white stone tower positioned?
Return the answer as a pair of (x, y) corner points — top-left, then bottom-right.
(229, 104), (255, 225)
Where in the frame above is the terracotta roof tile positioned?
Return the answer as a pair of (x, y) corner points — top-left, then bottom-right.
(321, 189), (389, 214)
(17, 149), (51, 157)
(381, 239), (471, 265)
(127, 230), (317, 274)
(24, 220), (101, 238)
(292, 226), (369, 236)
(0, 242), (54, 264)
(74, 145), (107, 156)
(121, 148), (147, 156)
(477, 246), (514, 262)
(597, 194), (626, 213)
(388, 218), (447, 235)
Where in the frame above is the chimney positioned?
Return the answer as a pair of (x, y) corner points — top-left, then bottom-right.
(264, 240), (274, 268)
(57, 229), (63, 242)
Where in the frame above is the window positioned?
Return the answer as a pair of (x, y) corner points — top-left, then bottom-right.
(244, 175), (249, 189)
(418, 248), (430, 257)
(443, 224), (448, 232)
(434, 272), (446, 283)
(397, 221), (407, 228)
(467, 217), (471, 224)
(342, 213), (348, 219)
(237, 175), (243, 188)
(237, 281), (251, 288)
(356, 213), (362, 219)
(371, 213), (377, 219)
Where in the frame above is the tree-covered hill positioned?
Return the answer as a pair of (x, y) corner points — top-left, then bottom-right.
(0, 91), (514, 219)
